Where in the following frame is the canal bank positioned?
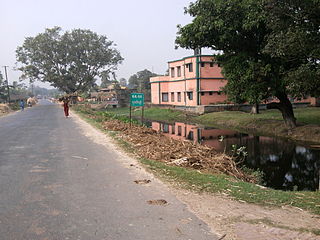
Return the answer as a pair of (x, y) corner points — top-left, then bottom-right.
(83, 105), (320, 191)
(73, 105), (320, 215)
(144, 119), (320, 191)
(104, 106), (320, 144)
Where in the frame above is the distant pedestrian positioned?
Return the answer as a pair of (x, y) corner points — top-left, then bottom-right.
(19, 100), (25, 111)
(63, 97), (70, 117)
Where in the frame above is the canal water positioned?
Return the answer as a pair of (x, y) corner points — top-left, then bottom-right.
(143, 120), (320, 191)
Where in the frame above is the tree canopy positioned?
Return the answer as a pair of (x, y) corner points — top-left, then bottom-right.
(0, 71), (6, 102)
(128, 69), (157, 101)
(128, 69), (157, 91)
(176, 0), (320, 128)
(100, 70), (113, 88)
(16, 27), (123, 94)
(264, 0), (320, 98)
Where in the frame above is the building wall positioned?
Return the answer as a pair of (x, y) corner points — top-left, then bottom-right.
(200, 92), (228, 105)
(150, 55), (228, 107)
(151, 82), (160, 104)
(200, 79), (226, 91)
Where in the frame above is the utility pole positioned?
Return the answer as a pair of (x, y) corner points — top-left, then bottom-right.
(31, 83), (34, 96)
(3, 66), (10, 103)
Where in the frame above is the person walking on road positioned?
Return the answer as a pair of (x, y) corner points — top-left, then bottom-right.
(19, 99), (25, 111)
(63, 97), (70, 118)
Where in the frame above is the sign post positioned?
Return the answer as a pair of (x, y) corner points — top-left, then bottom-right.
(130, 93), (145, 126)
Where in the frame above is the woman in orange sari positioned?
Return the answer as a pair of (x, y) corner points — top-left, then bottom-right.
(63, 97), (70, 117)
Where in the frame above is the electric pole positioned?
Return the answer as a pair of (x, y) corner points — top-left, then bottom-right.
(3, 66), (10, 103)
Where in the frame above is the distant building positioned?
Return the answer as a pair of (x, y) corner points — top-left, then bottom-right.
(90, 84), (135, 107)
(150, 55), (228, 107)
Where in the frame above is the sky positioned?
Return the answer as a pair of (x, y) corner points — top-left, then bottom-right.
(0, 0), (211, 89)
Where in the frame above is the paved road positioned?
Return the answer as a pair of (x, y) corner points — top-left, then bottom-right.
(0, 100), (217, 240)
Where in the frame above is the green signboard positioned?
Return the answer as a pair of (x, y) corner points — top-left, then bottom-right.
(130, 93), (144, 107)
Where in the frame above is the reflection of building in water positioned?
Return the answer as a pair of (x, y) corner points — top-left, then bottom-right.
(151, 121), (244, 150)
(151, 121), (320, 191)
(152, 122), (199, 143)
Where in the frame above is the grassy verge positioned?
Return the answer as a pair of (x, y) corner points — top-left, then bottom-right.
(140, 158), (320, 216)
(72, 105), (320, 217)
(105, 106), (320, 143)
(103, 106), (320, 125)
(195, 107), (320, 127)
(106, 106), (189, 123)
(9, 102), (20, 111)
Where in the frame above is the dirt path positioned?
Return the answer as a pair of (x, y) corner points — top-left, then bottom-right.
(73, 111), (320, 240)
(174, 190), (320, 240)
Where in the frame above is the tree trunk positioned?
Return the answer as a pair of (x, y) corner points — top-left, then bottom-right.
(266, 93), (297, 129)
(250, 103), (259, 114)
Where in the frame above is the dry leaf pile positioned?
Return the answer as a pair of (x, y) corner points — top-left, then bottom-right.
(103, 119), (256, 183)
(0, 104), (11, 114)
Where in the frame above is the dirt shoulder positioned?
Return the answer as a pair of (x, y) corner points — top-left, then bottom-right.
(72, 110), (320, 240)
(175, 189), (320, 240)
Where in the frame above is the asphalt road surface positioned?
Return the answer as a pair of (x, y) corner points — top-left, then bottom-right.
(0, 100), (218, 240)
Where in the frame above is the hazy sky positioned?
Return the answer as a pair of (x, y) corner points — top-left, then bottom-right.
(0, 0), (210, 89)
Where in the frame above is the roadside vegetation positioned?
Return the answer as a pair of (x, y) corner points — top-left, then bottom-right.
(0, 103), (20, 117)
(73, 105), (320, 217)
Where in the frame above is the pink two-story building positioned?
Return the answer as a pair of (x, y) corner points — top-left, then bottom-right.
(150, 55), (228, 107)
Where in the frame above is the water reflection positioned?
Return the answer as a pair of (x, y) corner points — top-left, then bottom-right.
(148, 121), (320, 191)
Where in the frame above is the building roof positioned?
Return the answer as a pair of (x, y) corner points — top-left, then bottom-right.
(167, 55), (214, 64)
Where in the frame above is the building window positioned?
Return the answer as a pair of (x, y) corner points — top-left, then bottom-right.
(163, 124), (169, 133)
(210, 62), (214, 67)
(209, 91), (213, 95)
(217, 91), (221, 95)
(187, 131), (194, 140)
(187, 92), (193, 100)
(201, 62), (205, 67)
(177, 66), (181, 77)
(171, 125), (175, 134)
(177, 92), (181, 102)
(201, 92), (205, 96)
(171, 92), (175, 102)
(186, 63), (193, 72)
(171, 67), (175, 77)
(162, 93), (169, 102)
(178, 126), (182, 136)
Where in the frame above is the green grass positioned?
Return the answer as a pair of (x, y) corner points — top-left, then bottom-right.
(104, 107), (131, 115)
(103, 106), (320, 127)
(294, 107), (320, 125)
(105, 106), (188, 123)
(196, 107), (320, 126)
(9, 102), (20, 111)
(140, 158), (320, 216)
(73, 105), (320, 217)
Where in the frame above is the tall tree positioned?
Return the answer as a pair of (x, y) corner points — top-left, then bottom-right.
(16, 27), (123, 94)
(128, 69), (157, 91)
(176, 0), (320, 128)
(264, 0), (320, 99)
(119, 78), (127, 87)
(10, 81), (27, 96)
(0, 71), (6, 101)
(100, 70), (112, 88)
